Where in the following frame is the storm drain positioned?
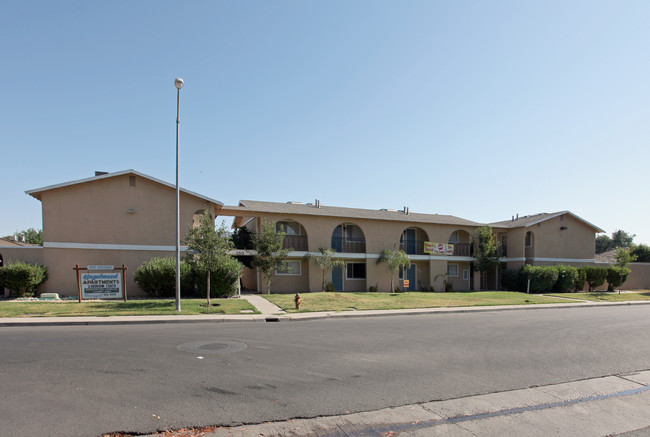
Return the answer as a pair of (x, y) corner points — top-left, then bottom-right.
(177, 340), (248, 355)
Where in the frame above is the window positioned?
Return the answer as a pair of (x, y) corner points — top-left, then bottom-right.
(447, 263), (459, 277)
(462, 269), (469, 281)
(277, 221), (301, 235)
(344, 224), (363, 241)
(276, 260), (301, 275)
(346, 262), (366, 279)
(129, 175), (136, 186)
(448, 231), (459, 244)
(525, 232), (533, 247)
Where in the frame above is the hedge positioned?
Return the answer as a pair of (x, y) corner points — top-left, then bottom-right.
(606, 266), (630, 291)
(0, 261), (48, 297)
(522, 265), (559, 293)
(582, 266), (608, 291)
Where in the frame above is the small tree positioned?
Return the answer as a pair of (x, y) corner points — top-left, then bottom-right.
(631, 244), (650, 263)
(473, 226), (500, 290)
(609, 247), (637, 293)
(377, 249), (411, 292)
(185, 212), (238, 306)
(306, 248), (345, 292)
(3, 228), (43, 245)
(253, 221), (290, 294)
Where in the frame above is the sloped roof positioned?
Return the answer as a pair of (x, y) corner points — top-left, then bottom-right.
(25, 169), (223, 206)
(490, 211), (604, 233)
(220, 200), (482, 227)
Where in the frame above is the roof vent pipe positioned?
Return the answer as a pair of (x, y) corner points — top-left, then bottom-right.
(516, 213), (519, 220)
(512, 216), (514, 222)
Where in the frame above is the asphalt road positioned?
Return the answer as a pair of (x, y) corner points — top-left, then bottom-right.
(2, 305), (650, 437)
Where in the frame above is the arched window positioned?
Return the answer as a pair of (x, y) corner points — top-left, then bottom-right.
(331, 224), (366, 253)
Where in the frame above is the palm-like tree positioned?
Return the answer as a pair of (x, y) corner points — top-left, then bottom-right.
(306, 248), (345, 292)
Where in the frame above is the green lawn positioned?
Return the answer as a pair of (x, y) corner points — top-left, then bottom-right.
(548, 292), (650, 302)
(0, 299), (258, 318)
(263, 291), (576, 313)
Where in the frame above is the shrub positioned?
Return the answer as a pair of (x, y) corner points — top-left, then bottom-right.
(552, 265), (579, 293)
(429, 286), (435, 292)
(445, 281), (454, 292)
(502, 268), (524, 292)
(0, 261), (48, 297)
(325, 282), (336, 292)
(582, 266), (608, 291)
(522, 265), (558, 293)
(606, 266), (630, 291)
(575, 267), (587, 291)
(394, 286), (401, 292)
(368, 285), (378, 292)
(134, 257), (193, 298)
(192, 257), (244, 298)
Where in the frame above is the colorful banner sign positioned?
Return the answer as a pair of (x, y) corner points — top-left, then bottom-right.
(81, 272), (123, 299)
(424, 242), (455, 255)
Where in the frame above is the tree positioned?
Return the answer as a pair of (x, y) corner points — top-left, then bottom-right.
(596, 230), (636, 253)
(631, 244), (650, 263)
(377, 249), (411, 292)
(3, 228), (43, 245)
(306, 248), (345, 292)
(472, 225), (500, 290)
(0, 261), (47, 297)
(253, 221), (290, 294)
(185, 212), (240, 306)
(609, 247), (637, 293)
(231, 226), (255, 268)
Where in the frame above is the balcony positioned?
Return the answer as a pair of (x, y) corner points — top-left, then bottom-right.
(452, 243), (473, 257)
(331, 237), (366, 253)
(399, 240), (426, 255)
(283, 234), (308, 251)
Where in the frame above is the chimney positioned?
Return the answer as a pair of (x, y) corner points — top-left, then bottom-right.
(315, 199), (321, 208)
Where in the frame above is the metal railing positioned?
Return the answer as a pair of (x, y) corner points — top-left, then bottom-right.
(331, 237), (366, 253)
(283, 234), (308, 251)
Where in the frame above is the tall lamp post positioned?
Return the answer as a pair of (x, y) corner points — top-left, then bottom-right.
(174, 77), (184, 312)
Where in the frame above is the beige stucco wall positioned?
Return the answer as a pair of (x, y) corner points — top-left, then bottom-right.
(40, 174), (216, 245)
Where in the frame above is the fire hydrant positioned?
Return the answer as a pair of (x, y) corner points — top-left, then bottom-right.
(294, 292), (302, 310)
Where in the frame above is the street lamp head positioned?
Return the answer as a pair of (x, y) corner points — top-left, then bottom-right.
(174, 78), (184, 90)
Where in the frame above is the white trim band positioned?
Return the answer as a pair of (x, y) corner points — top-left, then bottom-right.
(44, 242), (188, 251)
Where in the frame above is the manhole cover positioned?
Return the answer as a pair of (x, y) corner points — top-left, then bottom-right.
(177, 340), (248, 355)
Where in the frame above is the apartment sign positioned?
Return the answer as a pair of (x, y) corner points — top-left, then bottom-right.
(81, 273), (123, 299)
(424, 242), (454, 255)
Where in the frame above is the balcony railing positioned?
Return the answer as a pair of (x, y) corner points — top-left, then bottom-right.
(283, 234), (308, 251)
(498, 246), (508, 258)
(331, 237), (366, 253)
(452, 243), (473, 257)
(399, 240), (426, 255)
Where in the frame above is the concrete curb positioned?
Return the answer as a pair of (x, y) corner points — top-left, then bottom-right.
(2, 299), (650, 327)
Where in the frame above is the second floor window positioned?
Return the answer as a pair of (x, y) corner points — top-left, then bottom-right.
(277, 221), (301, 235)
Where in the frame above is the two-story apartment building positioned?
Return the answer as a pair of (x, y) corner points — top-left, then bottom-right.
(1, 170), (222, 296)
(2, 170), (616, 296)
(219, 201), (605, 293)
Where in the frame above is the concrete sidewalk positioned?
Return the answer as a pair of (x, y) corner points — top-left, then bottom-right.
(159, 370), (650, 437)
(1, 298), (650, 327)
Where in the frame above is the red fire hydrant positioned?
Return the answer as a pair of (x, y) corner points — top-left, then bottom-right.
(294, 292), (302, 310)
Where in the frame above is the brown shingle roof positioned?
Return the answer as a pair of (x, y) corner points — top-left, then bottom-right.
(220, 200), (483, 227)
(490, 211), (604, 233)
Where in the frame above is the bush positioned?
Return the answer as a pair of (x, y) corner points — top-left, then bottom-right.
(606, 266), (630, 291)
(193, 257), (244, 298)
(368, 285), (377, 292)
(575, 267), (587, 292)
(134, 257), (194, 298)
(551, 265), (579, 293)
(522, 265), (559, 293)
(445, 281), (454, 292)
(325, 282), (336, 292)
(582, 266), (608, 291)
(0, 261), (48, 297)
(502, 268), (524, 292)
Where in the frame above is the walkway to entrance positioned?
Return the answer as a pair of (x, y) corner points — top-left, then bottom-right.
(239, 294), (285, 316)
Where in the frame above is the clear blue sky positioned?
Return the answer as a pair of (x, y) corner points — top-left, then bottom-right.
(2, 1), (649, 245)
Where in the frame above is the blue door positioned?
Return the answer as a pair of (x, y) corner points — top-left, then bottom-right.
(407, 264), (416, 290)
(331, 225), (343, 252)
(332, 265), (344, 291)
(405, 229), (416, 254)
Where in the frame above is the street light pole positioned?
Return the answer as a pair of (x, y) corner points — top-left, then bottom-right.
(174, 77), (184, 312)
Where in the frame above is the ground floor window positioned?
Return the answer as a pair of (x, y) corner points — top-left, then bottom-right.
(346, 262), (366, 279)
(447, 263), (459, 277)
(276, 260), (301, 275)
(463, 269), (469, 280)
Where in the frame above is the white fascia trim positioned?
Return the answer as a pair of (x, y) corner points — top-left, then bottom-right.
(44, 242), (188, 251)
(533, 257), (596, 263)
(504, 257), (526, 262)
(0, 246), (43, 250)
(26, 170), (223, 206)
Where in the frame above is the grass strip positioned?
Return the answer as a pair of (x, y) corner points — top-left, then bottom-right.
(547, 292), (650, 302)
(263, 291), (573, 313)
(0, 299), (258, 318)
